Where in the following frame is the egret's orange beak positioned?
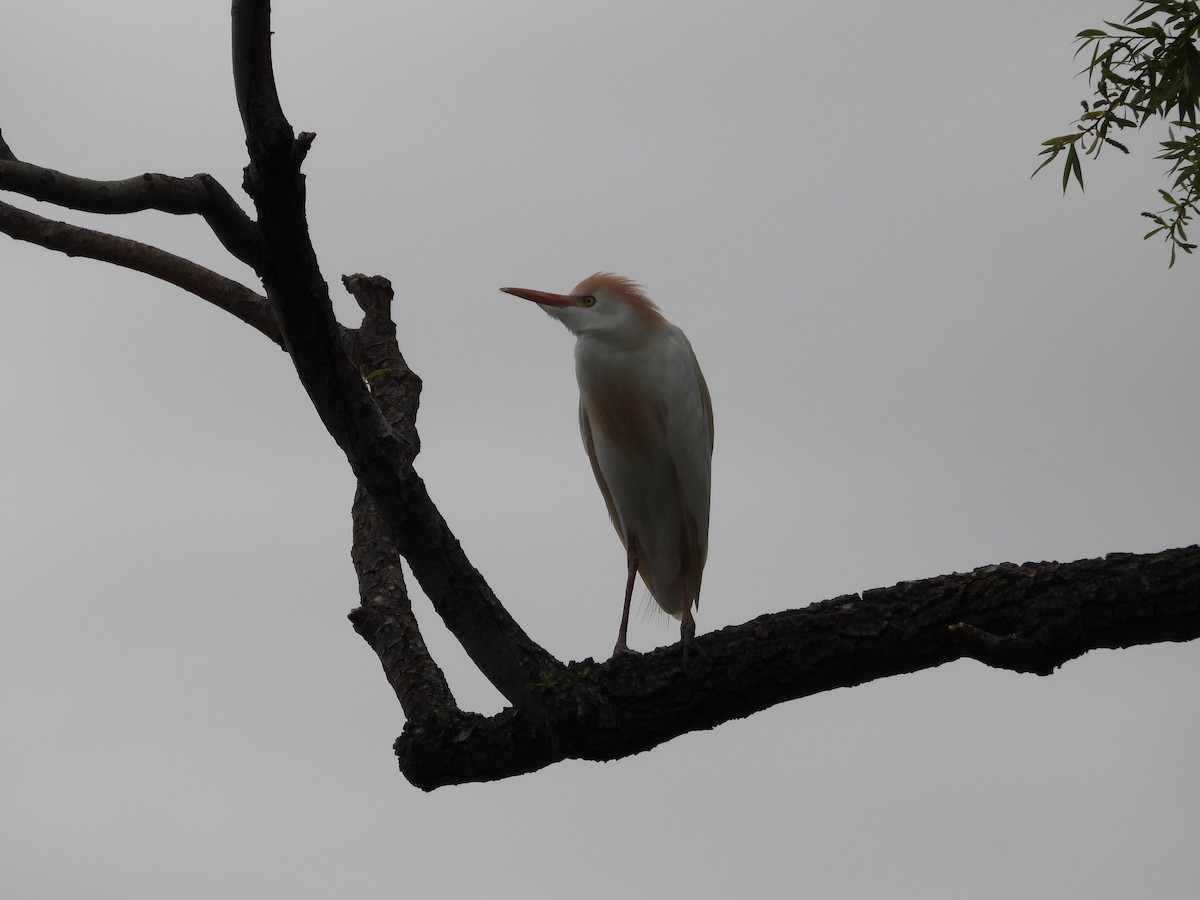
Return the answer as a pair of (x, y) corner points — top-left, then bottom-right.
(500, 286), (574, 308)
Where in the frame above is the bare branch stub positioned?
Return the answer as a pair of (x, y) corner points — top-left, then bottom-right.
(396, 707), (564, 792)
(342, 274), (421, 463)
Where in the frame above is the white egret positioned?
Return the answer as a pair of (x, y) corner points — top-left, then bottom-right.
(501, 273), (713, 662)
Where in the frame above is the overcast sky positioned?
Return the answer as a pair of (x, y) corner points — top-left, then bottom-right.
(3, 2), (1198, 898)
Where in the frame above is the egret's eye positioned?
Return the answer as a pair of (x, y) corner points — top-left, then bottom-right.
(578, 295), (597, 307)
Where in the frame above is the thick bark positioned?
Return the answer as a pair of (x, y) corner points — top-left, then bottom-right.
(348, 483), (458, 720)
(392, 545), (1200, 790)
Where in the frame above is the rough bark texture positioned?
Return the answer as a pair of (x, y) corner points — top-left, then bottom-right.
(390, 545), (1200, 789)
(0, 1), (1195, 793)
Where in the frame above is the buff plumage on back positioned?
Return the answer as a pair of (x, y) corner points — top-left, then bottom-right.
(573, 273), (667, 328)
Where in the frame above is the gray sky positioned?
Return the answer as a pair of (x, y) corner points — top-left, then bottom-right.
(3, 1), (1198, 897)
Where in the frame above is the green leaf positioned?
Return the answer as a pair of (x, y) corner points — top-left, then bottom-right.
(1031, 152), (1059, 179)
(1128, 6), (1165, 26)
(1064, 144), (1084, 192)
(1041, 133), (1082, 147)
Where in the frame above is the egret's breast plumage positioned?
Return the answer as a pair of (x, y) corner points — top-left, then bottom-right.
(581, 377), (658, 460)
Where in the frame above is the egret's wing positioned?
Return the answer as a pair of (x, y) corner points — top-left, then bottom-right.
(662, 331), (714, 602)
(579, 400), (625, 546)
(693, 350), (715, 450)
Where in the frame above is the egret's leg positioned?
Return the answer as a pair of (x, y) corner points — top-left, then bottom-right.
(680, 596), (696, 671)
(676, 573), (698, 671)
(613, 542), (638, 656)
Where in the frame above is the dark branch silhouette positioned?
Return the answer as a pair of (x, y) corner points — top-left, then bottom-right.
(1, 0), (1196, 791)
(387, 545), (1200, 789)
(0, 134), (259, 265)
(228, 1), (566, 720)
(0, 195), (279, 344)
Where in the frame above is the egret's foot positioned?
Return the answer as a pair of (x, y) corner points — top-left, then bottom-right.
(610, 641), (639, 659)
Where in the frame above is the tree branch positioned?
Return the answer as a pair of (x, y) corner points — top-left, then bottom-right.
(349, 483), (459, 720)
(341, 274), (421, 463)
(0, 198), (281, 345)
(0, 131), (260, 267)
(329, 273), (583, 718)
(227, 8), (566, 718)
(394, 545), (1200, 790)
(343, 274), (456, 721)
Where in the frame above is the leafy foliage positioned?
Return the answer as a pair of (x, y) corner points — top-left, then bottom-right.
(1036, 1), (1200, 265)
